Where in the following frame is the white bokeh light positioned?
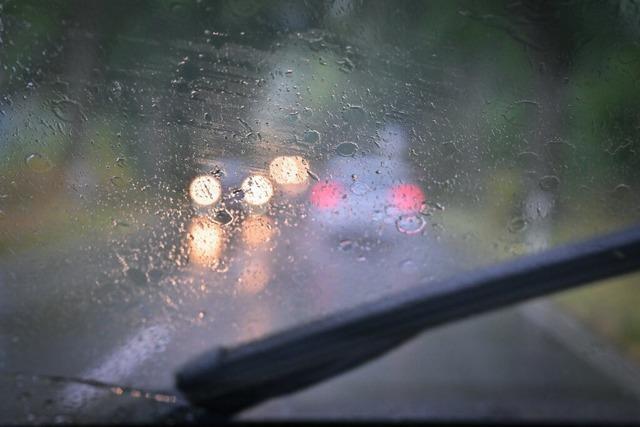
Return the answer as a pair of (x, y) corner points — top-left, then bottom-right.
(189, 175), (222, 206)
(241, 175), (274, 206)
(269, 156), (309, 185)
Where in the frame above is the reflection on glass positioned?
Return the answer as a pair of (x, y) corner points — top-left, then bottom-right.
(237, 258), (271, 295)
(241, 175), (274, 206)
(242, 215), (275, 248)
(189, 175), (222, 207)
(187, 216), (224, 266)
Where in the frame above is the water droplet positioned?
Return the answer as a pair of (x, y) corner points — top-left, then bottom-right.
(613, 183), (631, 199)
(110, 176), (125, 187)
(338, 239), (354, 251)
(350, 181), (370, 195)
(25, 153), (52, 173)
(51, 99), (83, 123)
(396, 215), (426, 235)
(337, 56), (356, 73)
(342, 105), (366, 125)
(230, 188), (245, 201)
(212, 209), (234, 225)
(111, 81), (123, 96)
(539, 175), (560, 191)
(286, 112), (299, 123)
(336, 142), (358, 157)
(400, 259), (419, 274)
(517, 151), (541, 164)
(303, 129), (321, 144)
(508, 216), (527, 233)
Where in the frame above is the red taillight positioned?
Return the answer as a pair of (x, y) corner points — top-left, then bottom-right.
(389, 183), (425, 213)
(311, 181), (345, 209)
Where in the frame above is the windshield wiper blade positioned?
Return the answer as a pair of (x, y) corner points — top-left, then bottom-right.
(175, 225), (640, 418)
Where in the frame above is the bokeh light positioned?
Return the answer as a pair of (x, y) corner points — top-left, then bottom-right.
(189, 175), (222, 206)
(237, 258), (270, 295)
(237, 303), (273, 343)
(241, 175), (274, 206)
(242, 215), (275, 248)
(310, 181), (345, 209)
(187, 216), (224, 266)
(389, 183), (425, 213)
(269, 156), (309, 185)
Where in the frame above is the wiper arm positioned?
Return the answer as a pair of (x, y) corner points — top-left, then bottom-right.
(175, 225), (640, 418)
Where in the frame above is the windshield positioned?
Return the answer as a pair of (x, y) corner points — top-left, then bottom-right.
(2, 0), (640, 423)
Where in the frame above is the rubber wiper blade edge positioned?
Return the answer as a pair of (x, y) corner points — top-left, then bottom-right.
(176, 225), (640, 417)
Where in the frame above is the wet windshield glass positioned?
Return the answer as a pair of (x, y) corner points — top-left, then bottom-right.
(2, 0), (640, 423)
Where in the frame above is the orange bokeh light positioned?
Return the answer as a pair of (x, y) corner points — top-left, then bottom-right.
(242, 215), (275, 248)
(187, 216), (224, 266)
(237, 259), (270, 295)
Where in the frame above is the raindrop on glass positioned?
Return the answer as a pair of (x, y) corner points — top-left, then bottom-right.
(25, 153), (52, 173)
(336, 142), (358, 157)
(538, 175), (560, 191)
(342, 105), (366, 125)
(508, 216), (527, 233)
(350, 181), (370, 195)
(110, 176), (125, 187)
(303, 129), (321, 144)
(338, 239), (354, 251)
(613, 183), (631, 199)
(400, 259), (419, 275)
(396, 215), (426, 235)
(212, 209), (234, 225)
